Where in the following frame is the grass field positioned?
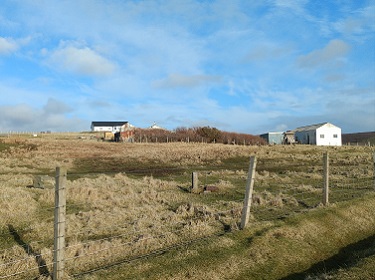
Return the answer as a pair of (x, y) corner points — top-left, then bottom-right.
(0, 133), (374, 279)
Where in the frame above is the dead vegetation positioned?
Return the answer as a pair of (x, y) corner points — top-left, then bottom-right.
(0, 134), (374, 279)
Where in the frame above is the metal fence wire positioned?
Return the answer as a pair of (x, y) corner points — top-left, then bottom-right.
(0, 151), (374, 279)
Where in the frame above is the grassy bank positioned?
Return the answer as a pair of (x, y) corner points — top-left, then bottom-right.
(76, 194), (375, 280)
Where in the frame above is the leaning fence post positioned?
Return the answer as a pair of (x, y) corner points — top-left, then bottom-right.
(191, 172), (199, 193)
(53, 167), (67, 280)
(240, 156), (257, 230)
(323, 152), (329, 206)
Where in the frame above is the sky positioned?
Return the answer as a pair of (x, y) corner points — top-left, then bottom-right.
(0, 0), (374, 134)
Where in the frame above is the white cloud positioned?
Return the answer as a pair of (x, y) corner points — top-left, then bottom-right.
(333, 4), (375, 37)
(324, 74), (346, 83)
(273, 0), (308, 13)
(297, 39), (351, 68)
(127, 98), (268, 134)
(227, 80), (236, 96)
(43, 98), (73, 114)
(264, 85), (375, 133)
(0, 37), (18, 55)
(0, 104), (39, 125)
(275, 123), (288, 132)
(153, 73), (222, 89)
(0, 101), (85, 132)
(49, 44), (116, 76)
(0, 1), (373, 134)
(245, 43), (292, 62)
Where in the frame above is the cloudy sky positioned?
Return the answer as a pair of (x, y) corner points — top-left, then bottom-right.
(0, 0), (374, 134)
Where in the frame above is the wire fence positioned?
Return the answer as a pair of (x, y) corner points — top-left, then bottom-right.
(0, 151), (374, 279)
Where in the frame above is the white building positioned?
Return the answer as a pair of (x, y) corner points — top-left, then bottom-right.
(149, 122), (166, 130)
(294, 122), (342, 146)
(91, 121), (129, 133)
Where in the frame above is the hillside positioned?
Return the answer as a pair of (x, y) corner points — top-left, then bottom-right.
(342, 131), (375, 145)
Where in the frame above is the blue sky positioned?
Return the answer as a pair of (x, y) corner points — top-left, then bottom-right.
(0, 0), (374, 134)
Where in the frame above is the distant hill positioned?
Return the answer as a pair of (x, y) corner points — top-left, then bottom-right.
(342, 131), (375, 145)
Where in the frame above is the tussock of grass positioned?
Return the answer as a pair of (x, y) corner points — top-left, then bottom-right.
(89, 195), (375, 280)
(0, 134), (374, 279)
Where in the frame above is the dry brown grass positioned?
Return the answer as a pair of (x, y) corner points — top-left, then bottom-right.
(0, 134), (374, 279)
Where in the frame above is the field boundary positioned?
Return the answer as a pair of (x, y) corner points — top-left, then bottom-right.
(1, 151), (374, 279)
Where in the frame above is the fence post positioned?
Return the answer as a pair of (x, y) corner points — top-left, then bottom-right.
(373, 152), (375, 191)
(53, 167), (67, 280)
(191, 172), (199, 193)
(323, 152), (329, 206)
(240, 156), (257, 230)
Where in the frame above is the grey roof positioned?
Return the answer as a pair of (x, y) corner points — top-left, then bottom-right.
(91, 121), (128, 127)
(294, 122), (339, 132)
(260, 132), (283, 136)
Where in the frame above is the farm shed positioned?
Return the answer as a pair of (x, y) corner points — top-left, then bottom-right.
(260, 132), (284, 144)
(283, 131), (296, 144)
(91, 121), (129, 133)
(294, 122), (342, 146)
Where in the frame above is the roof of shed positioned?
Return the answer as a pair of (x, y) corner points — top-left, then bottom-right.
(294, 122), (339, 132)
(260, 132), (283, 136)
(91, 121), (128, 126)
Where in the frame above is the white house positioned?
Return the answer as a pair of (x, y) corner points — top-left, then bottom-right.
(294, 122), (342, 146)
(91, 121), (129, 133)
(148, 122), (166, 130)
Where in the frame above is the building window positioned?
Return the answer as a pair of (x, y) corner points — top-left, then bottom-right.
(333, 134), (338, 138)
(320, 134), (324, 139)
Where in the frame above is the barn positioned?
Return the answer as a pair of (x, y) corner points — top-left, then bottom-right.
(260, 132), (284, 145)
(294, 122), (342, 146)
(91, 121), (129, 133)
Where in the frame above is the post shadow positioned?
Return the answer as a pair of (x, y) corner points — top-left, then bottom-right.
(8, 224), (50, 278)
(279, 234), (375, 280)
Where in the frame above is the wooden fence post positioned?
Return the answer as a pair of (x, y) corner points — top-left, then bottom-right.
(53, 167), (67, 280)
(191, 172), (199, 193)
(373, 152), (375, 191)
(240, 156), (257, 230)
(323, 152), (329, 206)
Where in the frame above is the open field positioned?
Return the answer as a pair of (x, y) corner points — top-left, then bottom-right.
(0, 133), (374, 279)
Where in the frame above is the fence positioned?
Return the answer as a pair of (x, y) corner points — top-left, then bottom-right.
(242, 152), (374, 225)
(0, 152), (374, 279)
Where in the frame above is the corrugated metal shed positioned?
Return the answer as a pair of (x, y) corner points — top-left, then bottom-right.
(294, 122), (330, 132)
(260, 132), (284, 144)
(294, 122), (341, 146)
